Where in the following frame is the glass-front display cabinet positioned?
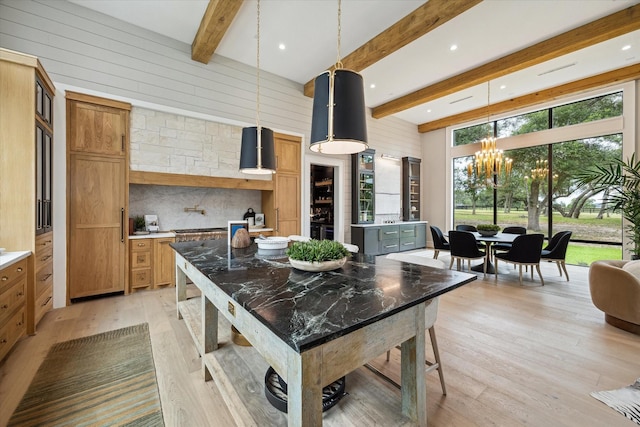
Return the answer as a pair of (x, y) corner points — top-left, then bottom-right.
(352, 149), (375, 224)
(402, 157), (421, 221)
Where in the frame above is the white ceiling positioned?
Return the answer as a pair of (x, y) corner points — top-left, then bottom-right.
(68, 0), (639, 126)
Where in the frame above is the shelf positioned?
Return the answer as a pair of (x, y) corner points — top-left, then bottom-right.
(314, 200), (332, 204)
(314, 181), (332, 187)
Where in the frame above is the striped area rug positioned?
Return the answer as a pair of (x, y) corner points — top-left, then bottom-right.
(9, 323), (164, 426)
(591, 378), (640, 425)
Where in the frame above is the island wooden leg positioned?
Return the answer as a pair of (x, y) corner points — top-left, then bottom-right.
(287, 347), (323, 427)
(400, 303), (426, 426)
(202, 295), (218, 381)
(176, 260), (186, 319)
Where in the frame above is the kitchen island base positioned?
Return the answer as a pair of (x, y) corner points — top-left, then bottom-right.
(176, 293), (425, 426)
(175, 253), (428, 426)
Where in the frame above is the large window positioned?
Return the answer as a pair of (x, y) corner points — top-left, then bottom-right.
(452, 91), (624, 265)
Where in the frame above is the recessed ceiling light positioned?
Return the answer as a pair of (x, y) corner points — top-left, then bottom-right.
(278, 43), (286, 50)
(622, 44), (631, 51)
(450, 44), (458, 51)
(370, 84), (376, 89)
(500, 85), (506, 90)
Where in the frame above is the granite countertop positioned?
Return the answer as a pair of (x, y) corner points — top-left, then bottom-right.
(351, 220), (428, 228)
(0, 251), (31, 270)
(171, 239), (475, 353)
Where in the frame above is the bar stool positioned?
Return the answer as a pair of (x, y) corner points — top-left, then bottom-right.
(364, 252), (447, 395)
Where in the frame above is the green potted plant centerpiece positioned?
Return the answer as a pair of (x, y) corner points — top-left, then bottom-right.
(286, 239), (351, 272)
(476, 223), (501, 236)
(577, 154), (640, 258)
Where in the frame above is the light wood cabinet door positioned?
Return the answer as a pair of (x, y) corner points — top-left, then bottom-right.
(275, 134), (301, 174)
(68, 154), (126, 299)
(274, 173), (300, 237)
(154, 238), (175, 287)
(68, 101), (127, 156)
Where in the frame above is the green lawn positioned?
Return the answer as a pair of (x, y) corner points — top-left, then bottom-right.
(453, 208), (623, 265)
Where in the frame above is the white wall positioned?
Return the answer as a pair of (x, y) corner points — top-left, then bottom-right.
(0, 0), (421, 307)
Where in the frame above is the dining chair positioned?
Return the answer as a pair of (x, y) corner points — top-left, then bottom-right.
(541, 231), (572, 281)
(363, 252), (447, 395)
(448, 230), (486, 275)
(430, 225), (450, 260)
(494, 233), (545, 285)
(492, 226), (527, 254)
(455, 224), (477, 232)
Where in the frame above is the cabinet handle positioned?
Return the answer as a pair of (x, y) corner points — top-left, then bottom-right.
(0, 304), (8, 310)
(41, 255), (52, 261)
(403, 242), (414, 246)
(17, 291), (24, 297)
(385, 244), (399, 249)
(17, 267), (23, 272)
(402, 229), (412, 233)
(39, 240), (52, 246)
(0, 339), (7, 344)
(40, 273), (52, 281)
(384, 231), (398, 235)
(137, 243), (146, 247)
(16, 320), (23, 326)
(121, 134), (125, 151)
(275, 207), (280, 232)
(1, 276), (7, 281)
(42, 296), (52, 307)
(120, 208), (125, 243)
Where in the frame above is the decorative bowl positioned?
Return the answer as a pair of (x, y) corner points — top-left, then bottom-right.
(478, 230), (498, 237)
(288, 257), (347, 272)
(256, 236), (289, 250)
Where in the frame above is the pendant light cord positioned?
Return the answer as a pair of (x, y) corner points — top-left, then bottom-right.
(335, 0), (343, 69)
(256, 0), (261, 128)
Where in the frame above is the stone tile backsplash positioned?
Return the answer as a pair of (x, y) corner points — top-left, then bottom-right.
(129, 184), (262, 231)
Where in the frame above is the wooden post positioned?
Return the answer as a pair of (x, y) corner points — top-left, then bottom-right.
(401, 303), (427, 425)
(175, 255), (186, 319)
(287, 347), (323, 427)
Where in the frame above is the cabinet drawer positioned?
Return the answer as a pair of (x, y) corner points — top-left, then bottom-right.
(131, 239), (152, 251)
(131, 268), (152, 289)
(378, 240), (400, 254)
(132, 251), (152, 268)
(0, 258), (27, 292)
(35, 260), (54, 298)
(0, 278), (26, 324)
(0, 308), (26, 362)
(35, 244), (53, 268)
(35, 286), (53, 326)
(378, 226), (400, 241)
(399, 238), (417, 251)
(399, 224), (416, 238)
(35, 233), (53, 251)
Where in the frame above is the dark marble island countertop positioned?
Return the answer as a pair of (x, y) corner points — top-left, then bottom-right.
(171, 239), (476, 353)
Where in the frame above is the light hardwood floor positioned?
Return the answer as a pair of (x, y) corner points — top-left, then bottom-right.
(1, 255), (638, 426)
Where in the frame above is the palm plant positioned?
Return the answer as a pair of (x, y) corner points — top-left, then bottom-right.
(577, 154), (640, 257)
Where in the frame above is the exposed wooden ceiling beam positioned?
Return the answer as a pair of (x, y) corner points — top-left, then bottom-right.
(417, 63), (640, 133)
(192, 0), (244, 64)
(373, 3), (640, 119)
(302, 0), (482, 98)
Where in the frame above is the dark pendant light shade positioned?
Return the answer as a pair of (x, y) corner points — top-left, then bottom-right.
(239, 126), (276, 174)
(310, 68), (368, 154)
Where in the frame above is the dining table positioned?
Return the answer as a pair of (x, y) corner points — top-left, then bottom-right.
(171, 238), (476, 426)
(470, 232), (520, 274)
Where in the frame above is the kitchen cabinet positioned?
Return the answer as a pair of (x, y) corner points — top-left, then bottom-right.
(402, 157), (421, 222)
(67, 92), (131, 301)
(128, 236), (176, 292)
(0, 48), (55, 333)
(34, 233), (54, 326)
(0, 257), (28, 361)
(262, 133), (301, 237)
(154, 237), (176, 288)
(352, 149), (375, 224)
(351, 222), (428, 255)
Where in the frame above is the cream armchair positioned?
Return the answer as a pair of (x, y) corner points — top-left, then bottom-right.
(589, 260), (640, 335)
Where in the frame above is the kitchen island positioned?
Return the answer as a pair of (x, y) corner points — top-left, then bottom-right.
(172, 239), (475, 426)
